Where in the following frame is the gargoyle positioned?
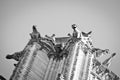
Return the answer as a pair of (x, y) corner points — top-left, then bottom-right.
(6, 51), (24, 61)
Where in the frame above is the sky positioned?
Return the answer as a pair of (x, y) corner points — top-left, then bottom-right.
(0, 0), (120, 79)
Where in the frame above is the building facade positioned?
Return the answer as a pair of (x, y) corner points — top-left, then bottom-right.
(6, 24), (119, 80)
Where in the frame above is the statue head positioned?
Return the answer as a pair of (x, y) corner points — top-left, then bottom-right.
(72, 24), (77, 30)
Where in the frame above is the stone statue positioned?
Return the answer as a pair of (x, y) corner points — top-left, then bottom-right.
(71, 24), (80, 38)
(30, 25), (41, 39)
(32, 25), (38, 33)
(6, 51), (24, 61)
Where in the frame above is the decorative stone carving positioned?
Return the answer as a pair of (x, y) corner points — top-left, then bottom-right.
(92, 48), (110, 58)
(71, 24), (80, 38)
(102, 53), (116, 67)
(6, 51), (24, 61)
(5, 25), (119, 80)
(30, 25), (41, 39)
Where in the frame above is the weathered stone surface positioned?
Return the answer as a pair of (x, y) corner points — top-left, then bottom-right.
(6, 24), (119, 80)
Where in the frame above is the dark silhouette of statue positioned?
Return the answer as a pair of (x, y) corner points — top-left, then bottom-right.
(6, 51), (24, 61)
(72, 24), (79, 38)
(30, 25), (41, 39)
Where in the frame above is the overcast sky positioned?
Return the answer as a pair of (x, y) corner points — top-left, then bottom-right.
(0, 0), (120, 79)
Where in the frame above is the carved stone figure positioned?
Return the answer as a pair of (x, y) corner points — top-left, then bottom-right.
(5, 25), (119, 80)
(6, 51), (24, 61)
(30, 25), (41, 39)
(71, 24), (79, 38)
